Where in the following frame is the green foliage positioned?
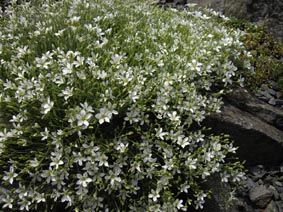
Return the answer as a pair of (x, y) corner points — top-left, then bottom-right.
(0, 1), (247, 211)
(225, 18), (283, 92)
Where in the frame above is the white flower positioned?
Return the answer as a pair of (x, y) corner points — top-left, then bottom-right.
(174, 199), (184, 210)
(155, 128), (168, 140)
(80, 102), (94, 113)
(195, 192), (207, 210)
(19, 199), (31, 211)
(177, 135), (190, 148)
(70, 16), (81, 23)
(62, 63), (73, 75)
(50, 156), (64, 169)
(96, 70), (107, 79)
(30, 158), (40, 168)
(115, 141), (129, 153)
(106, 102), (118, 115)
(73, 56), (85, 67)
(95, 107), (112, 124)
(180, 182), (190, 193)
(96, 152), (109, 167)
(148, 189), (160, 202)
(0, 128), (13, 142)
(201, 168), (211, 179)
(16, 46), (30, 58)
(40, 168), (54, 184)
(188, 59), (202, 74)
(221, 171), (230, 182)
(213, 142), (222, 152)
(186, 157), (197, 170)
(232, 172), (246, 183)
(204, 151), (214, 162)
(53, 73), (65, 85)
(129, 90), (139, 102)
(2, 196), (14, 209)
(35, 192), (46, 203)
(76, 173), (92, 187)
(124, 109), (140, 124)
(105, 170), (122, 187)
(41, 97), (54, 115)
(59, 87), (74, 100)
(167, 111), (181, 124)
(76, 109), (92, 127)
(162, 159), (174, 171)
(40, 127), (50, 141)
(61, 189), (73, 203)
(110, 54), (123, 66)
(54, 29), (65, 37)
(3, 166), (18, 184)
(76, 71), (86, 80)
(10, 112), (27, 123)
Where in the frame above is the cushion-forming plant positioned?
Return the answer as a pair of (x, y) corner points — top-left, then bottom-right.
(0, 0), (251, 211)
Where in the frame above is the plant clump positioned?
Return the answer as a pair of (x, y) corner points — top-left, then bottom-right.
(225, 18), (283, 93)
(0, 0), (249, 211)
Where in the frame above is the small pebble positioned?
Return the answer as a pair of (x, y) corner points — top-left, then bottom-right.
(275, 181), (283, 187)
(268, 98), (276, 105)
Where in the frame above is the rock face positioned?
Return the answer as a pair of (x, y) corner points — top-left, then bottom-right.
(204, 87), (283, 166)
(159, 0), (283, 41)
(247, 0), (283, 42)
(186, 0), (252, 20)
(205, 103), (283, 166)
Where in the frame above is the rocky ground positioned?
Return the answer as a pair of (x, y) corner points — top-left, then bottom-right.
(247, 0), (283, 42)
(234, 164), (283, 212)
(159, 0), (283, 42)
(256, 81), (283, 108)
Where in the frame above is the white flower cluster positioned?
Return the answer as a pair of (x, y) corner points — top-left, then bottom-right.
(0, 0), (249, 211)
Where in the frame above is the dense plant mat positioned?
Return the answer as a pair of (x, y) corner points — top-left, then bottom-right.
(0, 1), (249, 211)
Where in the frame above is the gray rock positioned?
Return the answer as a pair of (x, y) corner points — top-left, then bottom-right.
(185, 0), (283, 41)
(249, 185), (273, 208)
(266, 88), (278, 97)
(257, 96), (270, 102)
(269, 185), (280, 200)
(257, 179), (264, 185)
(264, 175), (274, 184)
(274, 99), (283, 106)
(276, 92), (282, 99)
(225, 87), (283, 130)
(268, 170), (280, 177)
(276, 186), (283, 194)
(270, 81), (280, 92)
(274, 181), (283, 187)
(275, 201), (283, 212)
(204, 101), (283, 166)
(268, 98), (277, 106)
(265, 200), (280, 212)
(244, 177), (258, 191)
(249, 165), (266, 180)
